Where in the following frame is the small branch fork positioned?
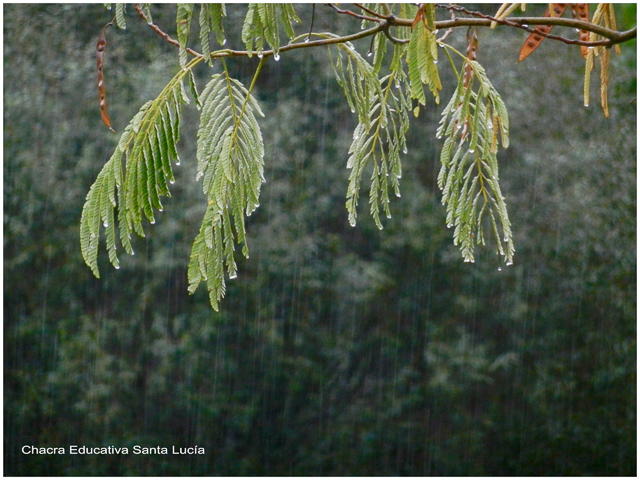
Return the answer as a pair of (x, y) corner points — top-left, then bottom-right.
(134, 3), (636, 61)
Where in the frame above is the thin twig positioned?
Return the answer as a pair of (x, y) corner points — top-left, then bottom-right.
(354, 3), (388, 20)
(307, 4), (316, 42)
(134, 4), (203, 57)
(325, 3), (383, 23)
(437, 9), (456, 43)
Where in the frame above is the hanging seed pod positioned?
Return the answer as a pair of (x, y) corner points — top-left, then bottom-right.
(571, 4), (590, 59)
(518, 4), (568, 62)
(97, 22), (115, 132)
(464, 27), (478, 87)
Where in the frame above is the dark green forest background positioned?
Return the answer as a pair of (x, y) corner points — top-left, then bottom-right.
(4, 4), (636, 475)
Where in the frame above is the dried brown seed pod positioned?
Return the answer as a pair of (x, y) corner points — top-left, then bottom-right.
(518, 4), (569, 62)
(571, 4), (590, 59)
(97, 22), (115, 132)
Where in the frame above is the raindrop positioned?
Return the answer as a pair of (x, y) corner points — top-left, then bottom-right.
(367, 51), (373, 57)
(434, 29), (439, 34)
(258, 51), (264, 58)
(575, 28), (581, 33)
(175, 159), (181, 165)
(103, 222), (109, 227)
(396, 174), (402, 179)
(386, 213), (391, 219)
(588, 46), (595, 50)
(436, 134), (443, 139)
(354, 134), (359, 140)
(447, 223), (453, 228)
(403, 147), (408, 154)
(304, 37), (310, 43)
(433, 60), (438, 64)
(131, 250), (135, 255)
(159, 208), (163, 212)
(395, 192), (401, 198)
(522, 24), (529, 28)
(584, 103), (589, 108)
(222, 38), (227, 45)
(497, 267), (502, 271)
(439, 43), (445, 48)
(170, 179), (175, 184)
(274, 53), (280, 61)
(506, 261), (513, 266)
(351, 109), (356, 114)
(150, 219), (155, 225)
(504, 236), (509, 242)
(229, 272), (237, 279)
(115, 265), (120, 269)
(349, 219), (356, 227)
(469, 149), (475, 153)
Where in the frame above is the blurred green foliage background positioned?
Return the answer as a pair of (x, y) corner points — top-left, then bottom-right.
(4, 4), (636, 475)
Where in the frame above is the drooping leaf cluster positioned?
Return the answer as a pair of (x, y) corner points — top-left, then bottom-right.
(436, 59), (514, 264)
(83, 3), (632, 311)
(329, 39), (411, 230)
(188, 68), (265, 311)
(241, 3), (300, 58)
(81, 57), (196, 278)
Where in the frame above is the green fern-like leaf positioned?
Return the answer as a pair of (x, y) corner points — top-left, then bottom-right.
(188, 69), (265, 311)
(81, 58), (201, 278)
(436, 59), (514, 264)
(329, 40), (412, 230)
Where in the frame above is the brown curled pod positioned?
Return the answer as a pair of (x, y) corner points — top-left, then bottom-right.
(571, 4), (590, 58)
(518, 3), (569, 62)
(97, 23), (115, 132)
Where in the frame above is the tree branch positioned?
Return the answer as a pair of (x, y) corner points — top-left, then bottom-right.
(325, 3), (382, 23)
(134, 3), (636, 63)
